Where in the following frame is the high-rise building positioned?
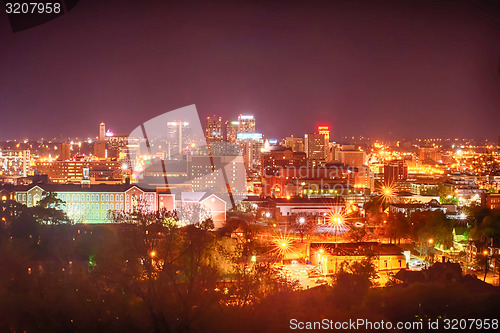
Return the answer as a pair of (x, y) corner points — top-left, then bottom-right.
(0, 149), (30, 177)
(338, 149), (366, 168)
(237, 115), (255, 133)
(94, 141), (107, 159)
(384, 160), (408, 185)
(304, 133), (327, 161)
(318, 126), (330, 141)
(285, 136), (304, 152)
(99, 122), (106, 141)
(225, 121), (239, 143)
(236, 132), (264, 171)
(419, 146), (439, 164)
(166, 121), (191, 156)
(317, 125), (330, 159)
(260, 146), (307, 176)
(205, 116), (223, 142)
(59, 142), (72, 161)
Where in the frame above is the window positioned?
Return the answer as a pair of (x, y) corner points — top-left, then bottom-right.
(120, 194), (124, 201)
(91, 194), (95, 201)
(87, 194), (90, 201)
(120, 203), (124, 210)
(101, 203), (105, 210)
(23, 194), (26, 201)
(110, 203), (114, 210)
(106, 203), (109, 210)
(106, 194), (109, 201)
(110, 194), (114, 201)
(101, 194), (105, 201)
(72, 194), (75, 201)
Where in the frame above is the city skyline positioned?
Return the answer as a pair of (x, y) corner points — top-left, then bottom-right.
(1, 0), (500, 140)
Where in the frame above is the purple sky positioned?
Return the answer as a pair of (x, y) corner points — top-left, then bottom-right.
(1, 0), (499, 141)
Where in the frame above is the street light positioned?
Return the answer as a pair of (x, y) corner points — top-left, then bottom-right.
(149, 250), (156, 258)
(298, 217), (306, 224)
(428, 238), (434, 245)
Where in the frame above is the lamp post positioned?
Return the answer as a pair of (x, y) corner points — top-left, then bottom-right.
(427, 238), (434, 266)
(483, 250), (489, 282)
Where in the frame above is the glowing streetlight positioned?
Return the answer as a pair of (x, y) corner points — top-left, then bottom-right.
(149, 250), (156, 258)
(265, 212), (271, 218)
(428, 238), (434, 245)
(298, 217), (306, 224)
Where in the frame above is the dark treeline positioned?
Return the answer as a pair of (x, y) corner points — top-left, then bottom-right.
(1, 197), (499, 332)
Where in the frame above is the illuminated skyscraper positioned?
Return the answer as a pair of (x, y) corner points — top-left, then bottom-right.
(285, 136), (304, 152)
(225, 121), (239, 142)
(317, 125), (330, 158)
(59, 142), (71, 161)
(205, 116), (223, 142)
(304, 133), (327, 161)
(99, 122), (106, 141)
(237, 115), (255, 133)
(318, 125), (330, 141)
(384, 160), (408, 185)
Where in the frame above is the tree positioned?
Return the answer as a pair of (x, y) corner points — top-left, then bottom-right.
(332, 256), (378, 309)
(289, 214), (316, 242)
(384, 212), (410, 244)
(344, 225), (368, 243)
(31, 191), (71, 225)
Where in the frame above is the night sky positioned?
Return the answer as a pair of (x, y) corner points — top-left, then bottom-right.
(1, 0), (499, 141)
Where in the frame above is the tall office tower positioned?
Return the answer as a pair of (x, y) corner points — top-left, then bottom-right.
(166, 121), (191, 156)
(205, 116), (223, 142)
(384, 160), (408, 185)
(0, 149), (30, 177)
(318, 125), (330, 141)
(99, 122), (106, 141)
(237, 115), (255, 133)
(225, 121), (239, 142)
(236, 133), (264, 171)
(419, 146), (439, 164)
(285, 136), (304, 152)
(317, 125), (330, 159)
(94, 141), (107, 159)
(304, 133), (327, 161)
(59, 142), (72, 161)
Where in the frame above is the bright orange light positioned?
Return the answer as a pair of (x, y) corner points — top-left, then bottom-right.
(272, 234), (293, 257)
(483, 250), (488, 256)
(428, 239), (434, 245)
(150, 250), (156, 258)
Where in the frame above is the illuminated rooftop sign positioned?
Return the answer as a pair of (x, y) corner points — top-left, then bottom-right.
(237, 133), (263, 140)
